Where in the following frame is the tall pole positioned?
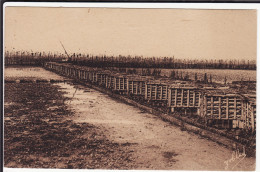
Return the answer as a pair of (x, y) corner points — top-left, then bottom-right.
(59, 41), (70, 60)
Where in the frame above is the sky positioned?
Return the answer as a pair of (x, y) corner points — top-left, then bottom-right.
(4, 7), (257, 60)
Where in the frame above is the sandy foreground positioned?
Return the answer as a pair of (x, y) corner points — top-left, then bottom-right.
(4, 67), (256, 170)
(58, 82), (256, 171)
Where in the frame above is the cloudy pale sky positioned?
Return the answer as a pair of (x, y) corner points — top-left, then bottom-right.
(4, 7), (257, 60)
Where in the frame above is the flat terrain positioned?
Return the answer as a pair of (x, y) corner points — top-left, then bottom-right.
(4, 66), (64, 80)
(61, 82), (256, 170)
(4, 67), (256, 170)
(4, 82), (135, 169)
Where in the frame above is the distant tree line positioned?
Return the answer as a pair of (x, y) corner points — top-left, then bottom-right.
(4, 51), (256, 70)
(4, 51), (66, 66)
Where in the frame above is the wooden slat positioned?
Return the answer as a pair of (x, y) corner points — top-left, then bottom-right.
(226, 97), (229, 119)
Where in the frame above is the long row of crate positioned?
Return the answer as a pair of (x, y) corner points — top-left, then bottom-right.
(44, 62), (256, 132)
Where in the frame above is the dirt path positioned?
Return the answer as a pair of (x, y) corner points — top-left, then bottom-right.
(60, 82), (256, 171)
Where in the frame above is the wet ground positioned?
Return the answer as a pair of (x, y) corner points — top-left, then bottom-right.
(4, 82), (135, 169)
(4, 67), (256, 170)
(4, 66), (64, 81)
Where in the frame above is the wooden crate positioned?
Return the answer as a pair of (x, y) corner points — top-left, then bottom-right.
(248, 100), (256, 131)
(128, 76), (150, 96)
(68, 67), (73, 77)
(75, 68), (80, 79)
(200, 91), (244, 129)
(203, 94), (242, 119)
(113, 74), (128, 93)
(84, 70), (89, 80)
(78, 69), (84, 80)
(168, 85), (201, 113)
(96, 72), (109, 86)
(106, 74), (115, 89)
(84, 70), (91, 81)
(61, 65), (65, 75)
(145, 81), (168, 101)
(87, 71), (96, 83)
(62, 65), (66, 75)
(241, 95), (256, 131)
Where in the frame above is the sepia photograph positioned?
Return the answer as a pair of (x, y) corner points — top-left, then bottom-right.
(3, 3), (257, 171)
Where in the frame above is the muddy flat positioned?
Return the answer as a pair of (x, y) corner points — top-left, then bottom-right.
(4, 82), (138, 169)
(4, 67), (256, 170)
(4, 67), (135, 169)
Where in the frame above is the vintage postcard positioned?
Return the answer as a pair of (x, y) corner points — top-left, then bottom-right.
(3, 3), (257, 171)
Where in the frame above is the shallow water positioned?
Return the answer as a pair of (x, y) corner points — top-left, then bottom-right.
(124, 68), (256, 83)
(5, 67), (64, 80)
